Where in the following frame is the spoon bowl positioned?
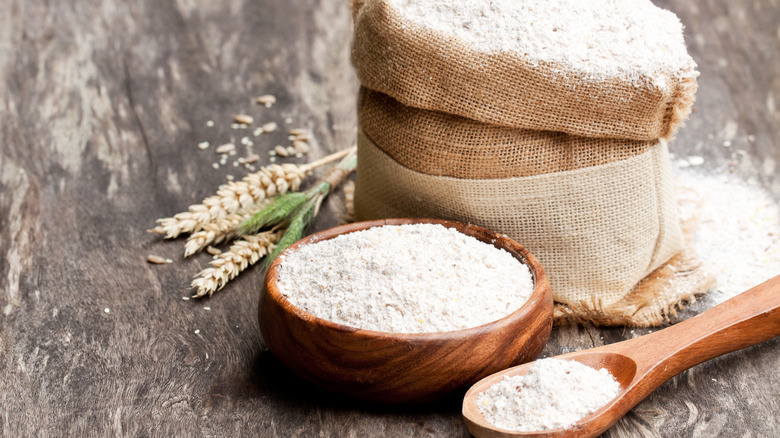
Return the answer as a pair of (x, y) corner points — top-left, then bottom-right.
(463, 275), (780, 437)
(259, 218), (554, 403)
(463, 352), (638, 438)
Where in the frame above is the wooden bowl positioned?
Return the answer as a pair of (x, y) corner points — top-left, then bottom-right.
(258, 218), (553, 404)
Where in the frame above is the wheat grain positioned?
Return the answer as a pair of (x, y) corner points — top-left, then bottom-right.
(261, 122), (277, 133)
(275, 145), (289, 157)
(293, 141), (310, 154)
(256, 95), (277, 106)
(234, 114), (254, 125)
(344, 179), (355, 221)
(206, 246), (222, 255)
(184, 203), (266, 257)
(191, 230), (281, 298)
(294, 134), (311, 142)
(151, 163), (308, 239)
(147, 255), (173, 264)
(238, 154), (260, 164)
(215, 143), (236, 154)
(150, 149), (352, 239)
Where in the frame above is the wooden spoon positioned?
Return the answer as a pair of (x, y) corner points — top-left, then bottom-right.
(463, 274), (780, 438)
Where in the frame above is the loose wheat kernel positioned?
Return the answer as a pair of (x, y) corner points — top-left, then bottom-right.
(234, 114), (254, 125)
(147, 255), (170, 264)
(255, 95), (276, 106)
(274, 145), (289, 157)
(215, 143), (236, 154)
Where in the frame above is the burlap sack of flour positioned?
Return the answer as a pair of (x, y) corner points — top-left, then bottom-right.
(354, 89), (701, 325)
(351, 0), (698, 141)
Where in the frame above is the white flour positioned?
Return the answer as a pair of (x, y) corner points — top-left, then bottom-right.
(477, 358), (621, 432)
(676, 171), (780, 303)
(277, 224), (534, 333)
(386, 0), (696, 85)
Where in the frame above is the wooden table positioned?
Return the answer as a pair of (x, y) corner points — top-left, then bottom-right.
(1, 0), (777, 436)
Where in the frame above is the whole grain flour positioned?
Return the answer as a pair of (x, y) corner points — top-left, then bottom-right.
(386, 0), (694, 84)
(477, 358), (621, 432)
(277, 224), (534, 333)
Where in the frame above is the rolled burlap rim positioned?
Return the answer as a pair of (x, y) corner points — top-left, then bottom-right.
(358, 87), (658, 179)
(351, 0), (698, 141)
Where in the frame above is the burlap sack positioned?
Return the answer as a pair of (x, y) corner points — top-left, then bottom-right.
(351, 0), (698, 141)
(359, 88), (657, 179)
(355, 121), (684, 315)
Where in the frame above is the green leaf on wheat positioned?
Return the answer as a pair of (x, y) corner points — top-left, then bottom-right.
(263, 198), (318, 269)
(238, 192), (308, 236)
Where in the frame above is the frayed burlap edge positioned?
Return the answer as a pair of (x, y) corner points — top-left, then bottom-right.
(662, 74), (699, 140)
(554, 208), (715, 327)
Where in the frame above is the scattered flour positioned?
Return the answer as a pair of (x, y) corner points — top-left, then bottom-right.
(676, 171), (780, 303)
(277, 224), (534, 333)
(386, 0), (696, 84)
(478, 358), (621, 432)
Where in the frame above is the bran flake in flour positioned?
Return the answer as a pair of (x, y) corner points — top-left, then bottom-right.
(277, 224), (534, 333)
(386, 0), (696, 85)
(478, 358), (621, 432)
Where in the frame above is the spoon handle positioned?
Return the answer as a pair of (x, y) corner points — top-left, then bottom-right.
(614, 274), (780, 381)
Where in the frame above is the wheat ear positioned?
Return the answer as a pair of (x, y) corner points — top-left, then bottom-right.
(151, 149), (351, 238)
(190, 230), (282, 298)
(149, 164), (303, 239)
(183, 202), (268, 257)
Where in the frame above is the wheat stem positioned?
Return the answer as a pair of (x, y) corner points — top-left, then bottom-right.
(151, 148), (356, 239)
(262, 198), (319, 269)
(299, 147), (353, 173)
(237, 192), (309, 237)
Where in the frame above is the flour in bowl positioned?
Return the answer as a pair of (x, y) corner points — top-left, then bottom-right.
(276, 224), (534, 333)
(477, 358), (621, 431)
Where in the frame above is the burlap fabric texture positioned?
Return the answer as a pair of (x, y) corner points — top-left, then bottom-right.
(355, 89), (694, 324)
(351, 0), (698, 141)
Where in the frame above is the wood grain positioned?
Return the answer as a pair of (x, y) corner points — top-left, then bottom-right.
(260, 218), (553, 403)
(0, 0), (777, 436)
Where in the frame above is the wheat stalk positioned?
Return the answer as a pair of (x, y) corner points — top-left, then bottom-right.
(150, 164), (303, 238)
(184, 202), (267, 257)
(238, 192), (309, 236)
(190, 230), (282, 298)
(150, 149), (351, 239)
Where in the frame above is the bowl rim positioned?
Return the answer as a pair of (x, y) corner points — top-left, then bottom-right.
(263, 218), (550, 341)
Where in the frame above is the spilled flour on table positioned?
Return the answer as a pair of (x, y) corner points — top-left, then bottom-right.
(676, 171), (780, 303)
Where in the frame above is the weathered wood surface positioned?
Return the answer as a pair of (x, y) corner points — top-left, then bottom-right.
(0, 0), (777, 437)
